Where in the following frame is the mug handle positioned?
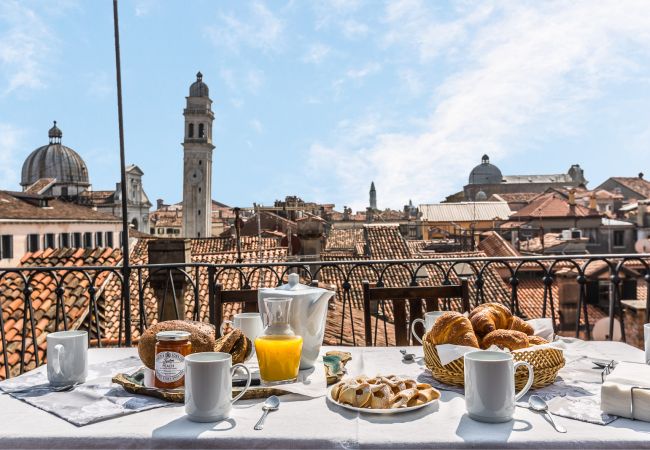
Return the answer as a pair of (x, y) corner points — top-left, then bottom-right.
(220, 320), (233, 337)
(513, 361), (534, 401)
(51, 343), (65, 377)
(231, 364), (252, 404)
(410, 318), (425, 344)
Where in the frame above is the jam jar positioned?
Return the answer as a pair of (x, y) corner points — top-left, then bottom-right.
(154, 331), (192, 389)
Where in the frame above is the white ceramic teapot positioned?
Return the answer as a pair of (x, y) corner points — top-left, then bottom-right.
(258, 273), (335, 369)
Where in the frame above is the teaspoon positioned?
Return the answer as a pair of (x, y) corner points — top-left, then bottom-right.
(529, 394), (567, 433)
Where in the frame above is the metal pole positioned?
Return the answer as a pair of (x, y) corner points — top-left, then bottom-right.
(113, 0), (132, 346)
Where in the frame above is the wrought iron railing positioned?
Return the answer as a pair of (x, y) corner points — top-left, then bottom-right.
(1, 254), (649, 379)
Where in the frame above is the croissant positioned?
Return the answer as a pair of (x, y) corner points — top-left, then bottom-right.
(528, 335), (549, 346)
(507, 316), (535, 335)
(480, 329), (529, 351)
(427, 311), (479, 348)
(469, 303), (512, 337)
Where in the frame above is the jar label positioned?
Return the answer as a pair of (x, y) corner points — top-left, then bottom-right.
(155, 351), (185, 383)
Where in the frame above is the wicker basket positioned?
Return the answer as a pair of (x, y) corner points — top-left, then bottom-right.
(423, 340), (565, 390)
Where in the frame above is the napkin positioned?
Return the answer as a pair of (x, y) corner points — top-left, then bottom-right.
(601, 361), (650, 421)
(436, 318), (559, 365)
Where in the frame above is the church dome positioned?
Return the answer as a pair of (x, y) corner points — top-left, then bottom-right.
(189, 71), (209, 97)
(21, 122), (90, 187)
(468, 154), (502, 185)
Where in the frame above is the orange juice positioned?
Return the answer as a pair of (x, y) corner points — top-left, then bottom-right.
(255, 335), (303, 383)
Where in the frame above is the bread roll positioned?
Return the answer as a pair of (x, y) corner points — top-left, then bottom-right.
(138, 320), (216, 369)
(468, 303), (512, 337)
(427, 311), (479, 348)
(480, 329), (529, 351)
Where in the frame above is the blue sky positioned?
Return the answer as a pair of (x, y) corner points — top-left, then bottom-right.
(1, 0), (650, 211)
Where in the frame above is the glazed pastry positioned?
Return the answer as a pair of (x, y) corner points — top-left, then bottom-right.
(528, 335), (549, 346)
(427, 311), (480, 348)
(337, 381), (372, 407)
(469, 303), (512, 337)
(507, 316), (535, 335)
(390, 388), (419, 408)
(481, 329), (529, 351)
(411, 387), (440, 406)
(369, 383), (393, 409)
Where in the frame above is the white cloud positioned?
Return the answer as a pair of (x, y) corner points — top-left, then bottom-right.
(303, 43), (331, 64)
(341, 19), (369, 39)
(0, 1), (55, 94)
(219, 68), (264, 95)
(346, 62), (381, 80)
(0, 123), (22, 188)
(250, 119), (263, 133)
(246, 69), (264, 93)
(204, 2), (284, 53)
(86, 71), (113, 99)
(134, 0), (156, 17)
(308, 1), (650, 209)
(397, 69), (423, 96)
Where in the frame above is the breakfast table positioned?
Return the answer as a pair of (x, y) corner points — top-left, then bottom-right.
(1, 339), (650, 449)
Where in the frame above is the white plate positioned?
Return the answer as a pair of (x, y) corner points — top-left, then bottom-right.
(326, 386), (438, 415)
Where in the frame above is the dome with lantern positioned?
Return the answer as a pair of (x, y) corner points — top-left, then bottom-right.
(21, 121), (90, 189)
(468, 154), (503, 185)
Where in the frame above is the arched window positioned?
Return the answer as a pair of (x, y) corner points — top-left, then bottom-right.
(188, 123), (194, 138)
(198, 123), (205, 138)
(131, 218), (139, 231)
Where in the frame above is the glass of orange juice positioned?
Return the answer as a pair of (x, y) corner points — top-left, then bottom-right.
(256, 297), (303, 384)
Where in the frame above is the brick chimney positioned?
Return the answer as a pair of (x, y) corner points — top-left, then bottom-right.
(297, 217), (324, 258)
(588, 192), (597, 211)
(147, 239), (190, 321)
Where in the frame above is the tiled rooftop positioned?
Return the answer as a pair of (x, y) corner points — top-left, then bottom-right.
(511, 193), (601, 219)
(190, 236), (281, 254)
(0, 247), (122, 378)
(0, 191), (122, 222)
(609, 177), (650, 198)
(478, 231), (520, 258)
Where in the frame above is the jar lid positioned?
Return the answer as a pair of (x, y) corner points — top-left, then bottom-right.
(156, 330), (191, 341)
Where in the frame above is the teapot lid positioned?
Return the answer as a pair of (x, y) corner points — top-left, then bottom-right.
(260, 273), (320, 294)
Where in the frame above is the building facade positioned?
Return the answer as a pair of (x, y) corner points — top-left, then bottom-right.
(463, 154), (587, 201)
(0, 191), (122, 267)
(182, 72), (214, 238)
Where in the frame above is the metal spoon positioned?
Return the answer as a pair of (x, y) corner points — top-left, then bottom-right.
(254, 395), (280, 430)
(529, 395), (567, 433)
(5, 383), (79, 394)
(400, 349), (415, 362)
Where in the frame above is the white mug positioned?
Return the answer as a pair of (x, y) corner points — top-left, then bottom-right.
(411, 311), (446, 344)
(643, 323), (650, 364)
(47, 330), (88, 386)
(464, 351), (534, 423)
(185, 352), (252, 422)
(220, 313), (264, 353)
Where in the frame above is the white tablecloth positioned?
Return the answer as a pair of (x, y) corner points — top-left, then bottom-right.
(1, 341), (650, 449)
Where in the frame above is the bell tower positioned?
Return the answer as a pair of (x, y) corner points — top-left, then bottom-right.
(182, 71), (214, 238)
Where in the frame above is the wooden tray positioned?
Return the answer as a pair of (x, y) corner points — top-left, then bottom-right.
(112, 350), (352, 403)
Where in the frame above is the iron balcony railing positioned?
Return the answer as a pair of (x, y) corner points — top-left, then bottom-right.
(1, 254), (649, 379)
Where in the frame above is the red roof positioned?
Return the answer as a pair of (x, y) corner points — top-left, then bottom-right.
(511, 193), (601, 219)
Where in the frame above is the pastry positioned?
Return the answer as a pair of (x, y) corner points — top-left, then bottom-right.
(137, 320), (216, 369)
(331, 376), (439, 410)
(412, 386), (440, 406)
(469, 303), (512, 337)
(507, 316), (535, 335)
(337, 381), (372, 407)
(480, 329), (529, 351)
(369, 383), (392, 409)
(427, 311), (480, 348)
(390, 388), (419, 408)
(528, 335), (549, 346)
